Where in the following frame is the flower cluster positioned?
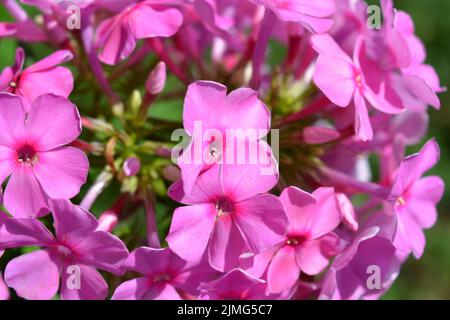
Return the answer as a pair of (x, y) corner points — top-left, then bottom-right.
(0, 0), (445, 300)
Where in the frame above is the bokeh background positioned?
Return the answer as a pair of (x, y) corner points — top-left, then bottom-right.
(0, 0), (449, 299)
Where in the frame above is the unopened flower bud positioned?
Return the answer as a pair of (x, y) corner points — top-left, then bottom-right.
(145, 62), (166, 96)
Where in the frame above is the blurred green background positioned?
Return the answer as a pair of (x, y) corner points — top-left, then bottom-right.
(0, 0), (449, 299)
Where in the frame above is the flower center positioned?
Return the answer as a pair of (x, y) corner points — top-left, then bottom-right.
(9, 81), (17, 88)
(355, 73), (363, 89)
(215, 198), (235, 217)
(395, 196), (406, 207)
(17, 144), (38, 165)
(286, 235), (307, 247)
(152, 273), (171, 283)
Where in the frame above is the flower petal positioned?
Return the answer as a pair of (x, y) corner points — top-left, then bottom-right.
(166, 204), (216, 262)
(34, 147), (89, 199)
(234, 194), (287, 253)
(128, 5), (182, 39)
(111, 277), (150, 300)
(5, 249), (60, 300)
(0, 93), (26, 147)
(4, 166), (49, 218)
(0, 217), (54, 249)
(208, 214), (247, 272)
(60, 264), (108, 300)
(26, 95), (82, 151)
(267, 246), (300, 294)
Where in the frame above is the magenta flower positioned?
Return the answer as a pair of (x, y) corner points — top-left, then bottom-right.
(265, 186), (341, 293)
(249, 0), (336, 33)
(112, 247), (216, 300)
(320, 213), (405, 300)
(95, 1), (183, 65)
(311, 34), (404, 141)
(166, 162), (287, 272)
(389, 139), (444, 258)
(179, 81), (271, 194)
(0, 200), (129, 300)
(0, 93), (88, 218)
(199, 269), (268, 300)
(0, 48), (73, 109)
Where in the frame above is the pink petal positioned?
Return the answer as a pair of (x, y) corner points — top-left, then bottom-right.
(142, 283), (182, 300)
(234, 194), (287, 253)
(183, 81), (227, 135)
(26, 95), (82, 151)
(391, 138), (440, 197)
(280, 187), (340, 239)
(0, 272), (9, 300)
(124, 247), (185, 276)
(5, 249), (60, 300)
(128, 5), (182, 39)
(354, 90), (373, 141)
(396, 212), (425, 259)
(0, 93), (26, 148)
(313, 55), (355, 107)
(0, 146), (16, 184)
(220, 88), (271, 138)
(0, 218), (54, 249)
(280, 186), (316, 234)
(18, 67), (74, 105)
(208, 214), (247, 272)
(406, 176), (444, 229)
(267, 245), (300, 294)
(4, 166), (49, 218)
(112, 277), (150, 300)
(72, 231), (129, 274)
(303, 126), (340, 144)
(295, 239), (330, 275)
(60, 264), (108, 300)
(23, 50), (73, 73)
(50, 199), (98, 242)
(166, 204), (216, 262)
(168, 165), (221, 205)
(220, 157), (279, 202)
(33, 147), (89, 199)
(97, 16), (136, 65)
(199, 269), (264, 299)
(403, 74), (441, 109)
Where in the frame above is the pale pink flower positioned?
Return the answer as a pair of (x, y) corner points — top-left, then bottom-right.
(389, 139), (444, 258)
(166, 162), (287, 272)
(0, 48), (73, 109)
(0, 93), (88, 218)
(0, 200), (129, 300)
(112, 247), (216, 300)
(265, 186), (341, 293)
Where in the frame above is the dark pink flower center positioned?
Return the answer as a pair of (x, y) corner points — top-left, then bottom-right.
(17, 144), (38, 165)
(215, 198), (235, 216)
(286, 235), (307, 247)
(152, 273), (171, 283)
(355, 72), (364, 89)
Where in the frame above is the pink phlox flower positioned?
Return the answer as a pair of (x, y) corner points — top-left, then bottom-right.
(0, 48), (73, 109)
(166, 161), (287, 272)
(112, 247), (217, 300)
(388, 138), (444, 259)
(0, 93), (89, 218)
(0, 199), (129, 300)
